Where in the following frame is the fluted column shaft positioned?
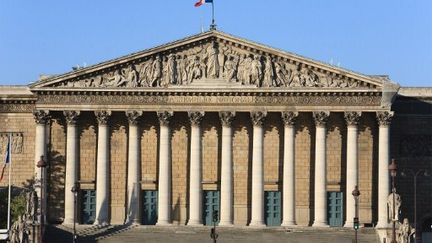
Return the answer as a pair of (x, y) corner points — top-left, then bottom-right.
(250, 111), (267, 227)
(312, 111), (329, 227)
(188, 111), (204, 226)
(219, 112), (235, 226)
(64, 111), (80, 225)
(94, 111), (111, 225)
(281, 112), (298, 226)
(344, 112), (361, 227)
(156, 111), (173, 225)
(376, 111), (393, 228)
(126, 111), (142, 224)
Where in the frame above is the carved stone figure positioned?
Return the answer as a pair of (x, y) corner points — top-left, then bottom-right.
(163, 54), (177, 86)
(150, 55), (163, 87)
(139, 58), (153, 87)
(218, 45), (229, 75)
(304, 69), (320, 87)
(397, 218), (415, 243)
(105, 70), (126, 87)
(188, 56), (203, 82)
(205, 43), (219, 79)
(223, 56), (238, 82)
(274, 61), (289, 87)
(238, 54), (253, 84)
(262, 56), (274, 87)
(250, 55), (263, 86)
(124, 64), (139, 88)
(387, 192), (402, 221)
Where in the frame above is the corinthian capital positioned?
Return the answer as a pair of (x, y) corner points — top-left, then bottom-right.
(344, 111), (361, 126)
(376, 111), (394, 126)
(157, 111), (173, 126)
(281, 111), (298, 126)
(33, 110), (50, 125)
(64, 111), (80, 125)
(313, 111), (330, 127)
(95, 111), (111, 125)
(188, 111), (205, 126)
(219, 111), (235, 127)
(250, 111), (267, 126)
(126, 110), (143, 125)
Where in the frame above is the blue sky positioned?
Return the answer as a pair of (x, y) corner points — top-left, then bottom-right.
(0, 1), (431, 86)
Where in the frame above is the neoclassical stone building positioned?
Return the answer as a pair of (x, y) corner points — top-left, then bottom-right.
(0, 30), (431, 235)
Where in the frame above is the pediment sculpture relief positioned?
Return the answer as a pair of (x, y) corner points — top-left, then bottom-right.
(53, 41), (369, 89)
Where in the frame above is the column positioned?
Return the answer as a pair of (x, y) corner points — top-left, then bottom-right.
(63, 111), (80, 225)
(187, 111), (205, 226)
(219, 111), (235, 226)
(126, 110), (143, 224)
(33, 110), (49, 225)
(156, 111), (173, 225)
(33, 110), (49, 190)
(312, 111), (330, 227)
(281, 111), (298, 226)
(376, 111), (393, 228)
(344, 111), (361, 227)
(94, 110), (111, 225)
(249, 111), (267, 227)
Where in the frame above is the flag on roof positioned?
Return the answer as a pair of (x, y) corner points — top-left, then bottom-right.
(194, 0), (213, 7)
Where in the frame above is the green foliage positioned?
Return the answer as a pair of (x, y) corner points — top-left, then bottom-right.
(0, 188), (27, 229)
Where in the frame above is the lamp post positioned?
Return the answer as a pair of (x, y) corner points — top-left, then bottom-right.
(36, 155), (47, 243)
(352, 185), (361, 243)
(388, 159), (397, 243)
(401, 169), (430, 243)
(71, 181), (79, 243)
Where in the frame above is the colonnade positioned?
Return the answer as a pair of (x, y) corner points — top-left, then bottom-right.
(32, 110), (394, 227)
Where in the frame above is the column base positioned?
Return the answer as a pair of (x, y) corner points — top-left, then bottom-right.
(63, 218), (74, 225)
(312, 221), (329, 227)
(344, 221), (353, 228)
(281, 221), (297, 227)
(375, 221), (390, 229)
(156, 220), (172, 226)
(93, 220), (109, 227)
(218, 221), (234, 227)
(249, 221), (266, 227)
(187, 220), (203, 226)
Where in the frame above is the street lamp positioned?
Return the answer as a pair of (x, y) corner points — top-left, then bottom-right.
(71, 182), (80, 243)
(36, 155), (47, 243)
(352, 185), (361, 243)
(388, 159), (397, 243)
(401, 169), (430, 243)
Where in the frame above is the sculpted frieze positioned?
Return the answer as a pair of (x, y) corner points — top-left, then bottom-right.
(36, 93), (381, 107)
(51, 40), (371, 90)
(0, 133), (24, 154)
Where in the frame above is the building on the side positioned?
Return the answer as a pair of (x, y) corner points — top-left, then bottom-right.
(0, 30), (431, 239)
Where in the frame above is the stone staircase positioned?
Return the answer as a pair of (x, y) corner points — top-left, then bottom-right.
(46, 225), (380, 243)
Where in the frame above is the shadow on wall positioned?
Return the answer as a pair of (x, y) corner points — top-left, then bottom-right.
(47, 150), (66, 224)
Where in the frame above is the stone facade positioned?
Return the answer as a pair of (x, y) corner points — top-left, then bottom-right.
(0, 31), (430, 237)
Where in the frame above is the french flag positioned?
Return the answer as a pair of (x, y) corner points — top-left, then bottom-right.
(194, 0), (212, 7)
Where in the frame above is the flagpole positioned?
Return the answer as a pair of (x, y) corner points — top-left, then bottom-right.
(6, 133), (12, 231)
(210, 0), (216, 30)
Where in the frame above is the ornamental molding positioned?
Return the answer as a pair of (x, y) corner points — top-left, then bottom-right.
(94, 110), (111, 125)
(188, 111), (205, 126)
(376, 111), (394, 126)
(30, 31), (386, 91)
(313, 111), (330, 127)
(281, 111), (298, 126)
(64, 110), (80, 125)
(250, 111), (267, 126)
(33, 110), (50, 124)
(125, 110), (143, 125)
(157, 111), (174, 126)
(344, 111), (362, 126)
(219, 111), (235, 126)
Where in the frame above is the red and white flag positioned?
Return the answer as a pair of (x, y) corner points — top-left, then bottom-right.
(194, 0), (212, 7)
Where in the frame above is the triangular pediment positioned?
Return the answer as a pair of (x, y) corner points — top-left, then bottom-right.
(30, 30), (388, 90)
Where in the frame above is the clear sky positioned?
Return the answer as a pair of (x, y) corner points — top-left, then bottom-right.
(0, 1), (431, 87)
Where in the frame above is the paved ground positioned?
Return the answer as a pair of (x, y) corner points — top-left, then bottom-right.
(47, 225), (380, 243)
